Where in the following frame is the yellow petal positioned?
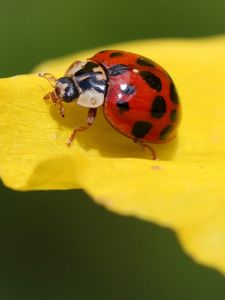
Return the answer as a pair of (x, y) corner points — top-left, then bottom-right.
(1, 36), (225, 275)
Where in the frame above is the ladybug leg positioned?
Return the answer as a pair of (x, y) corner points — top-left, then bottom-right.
(133, 139), (158, 160)
(67, 108), (97, 146)
(43, 91), (65, 118)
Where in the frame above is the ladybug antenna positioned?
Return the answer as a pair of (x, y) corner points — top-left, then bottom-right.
(39, 72), (65, 118)
(38, 72), (57, 88)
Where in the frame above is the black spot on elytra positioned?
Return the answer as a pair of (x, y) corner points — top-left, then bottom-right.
(116, 100), (130, 112)
(170, 110), (177, 122)
(131, 121), (152, 139)
(121, 85), (135, 95)
(151, 96), (166, 118)
(160, 125), (174, 140)
(136, 57), (155, 67)
(75, 62), (99, 76)
(108, 64), (129, 76)
(170, 82), (179, 104)
(140, 71), (162, 92)
(110, 52), (123, 57)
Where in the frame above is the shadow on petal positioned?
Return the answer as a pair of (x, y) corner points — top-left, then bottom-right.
(26, 155), (83, 190)
(47, 101), (179, 161)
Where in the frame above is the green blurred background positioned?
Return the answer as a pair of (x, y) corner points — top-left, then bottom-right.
(1, 0), (225, 299)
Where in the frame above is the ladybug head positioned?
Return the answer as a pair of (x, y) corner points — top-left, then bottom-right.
(39, 73), (80, 117)
(55, 77), (79, 102)
(39, 73), (80, 102)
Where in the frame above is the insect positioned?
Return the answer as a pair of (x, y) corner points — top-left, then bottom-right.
(39, 50), (180, 159)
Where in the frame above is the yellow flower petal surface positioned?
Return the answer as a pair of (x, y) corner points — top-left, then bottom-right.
(1, 36), (225, 274)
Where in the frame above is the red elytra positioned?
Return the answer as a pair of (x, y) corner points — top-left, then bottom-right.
(90, 50), (180, 144)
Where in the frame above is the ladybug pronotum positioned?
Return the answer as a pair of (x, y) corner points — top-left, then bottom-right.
(40, 50), (180, 159)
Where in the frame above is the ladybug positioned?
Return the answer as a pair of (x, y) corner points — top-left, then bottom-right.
(39, 50), (180, 159)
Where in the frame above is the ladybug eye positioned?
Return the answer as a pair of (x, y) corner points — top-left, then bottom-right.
(56, 77), (79, 102)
